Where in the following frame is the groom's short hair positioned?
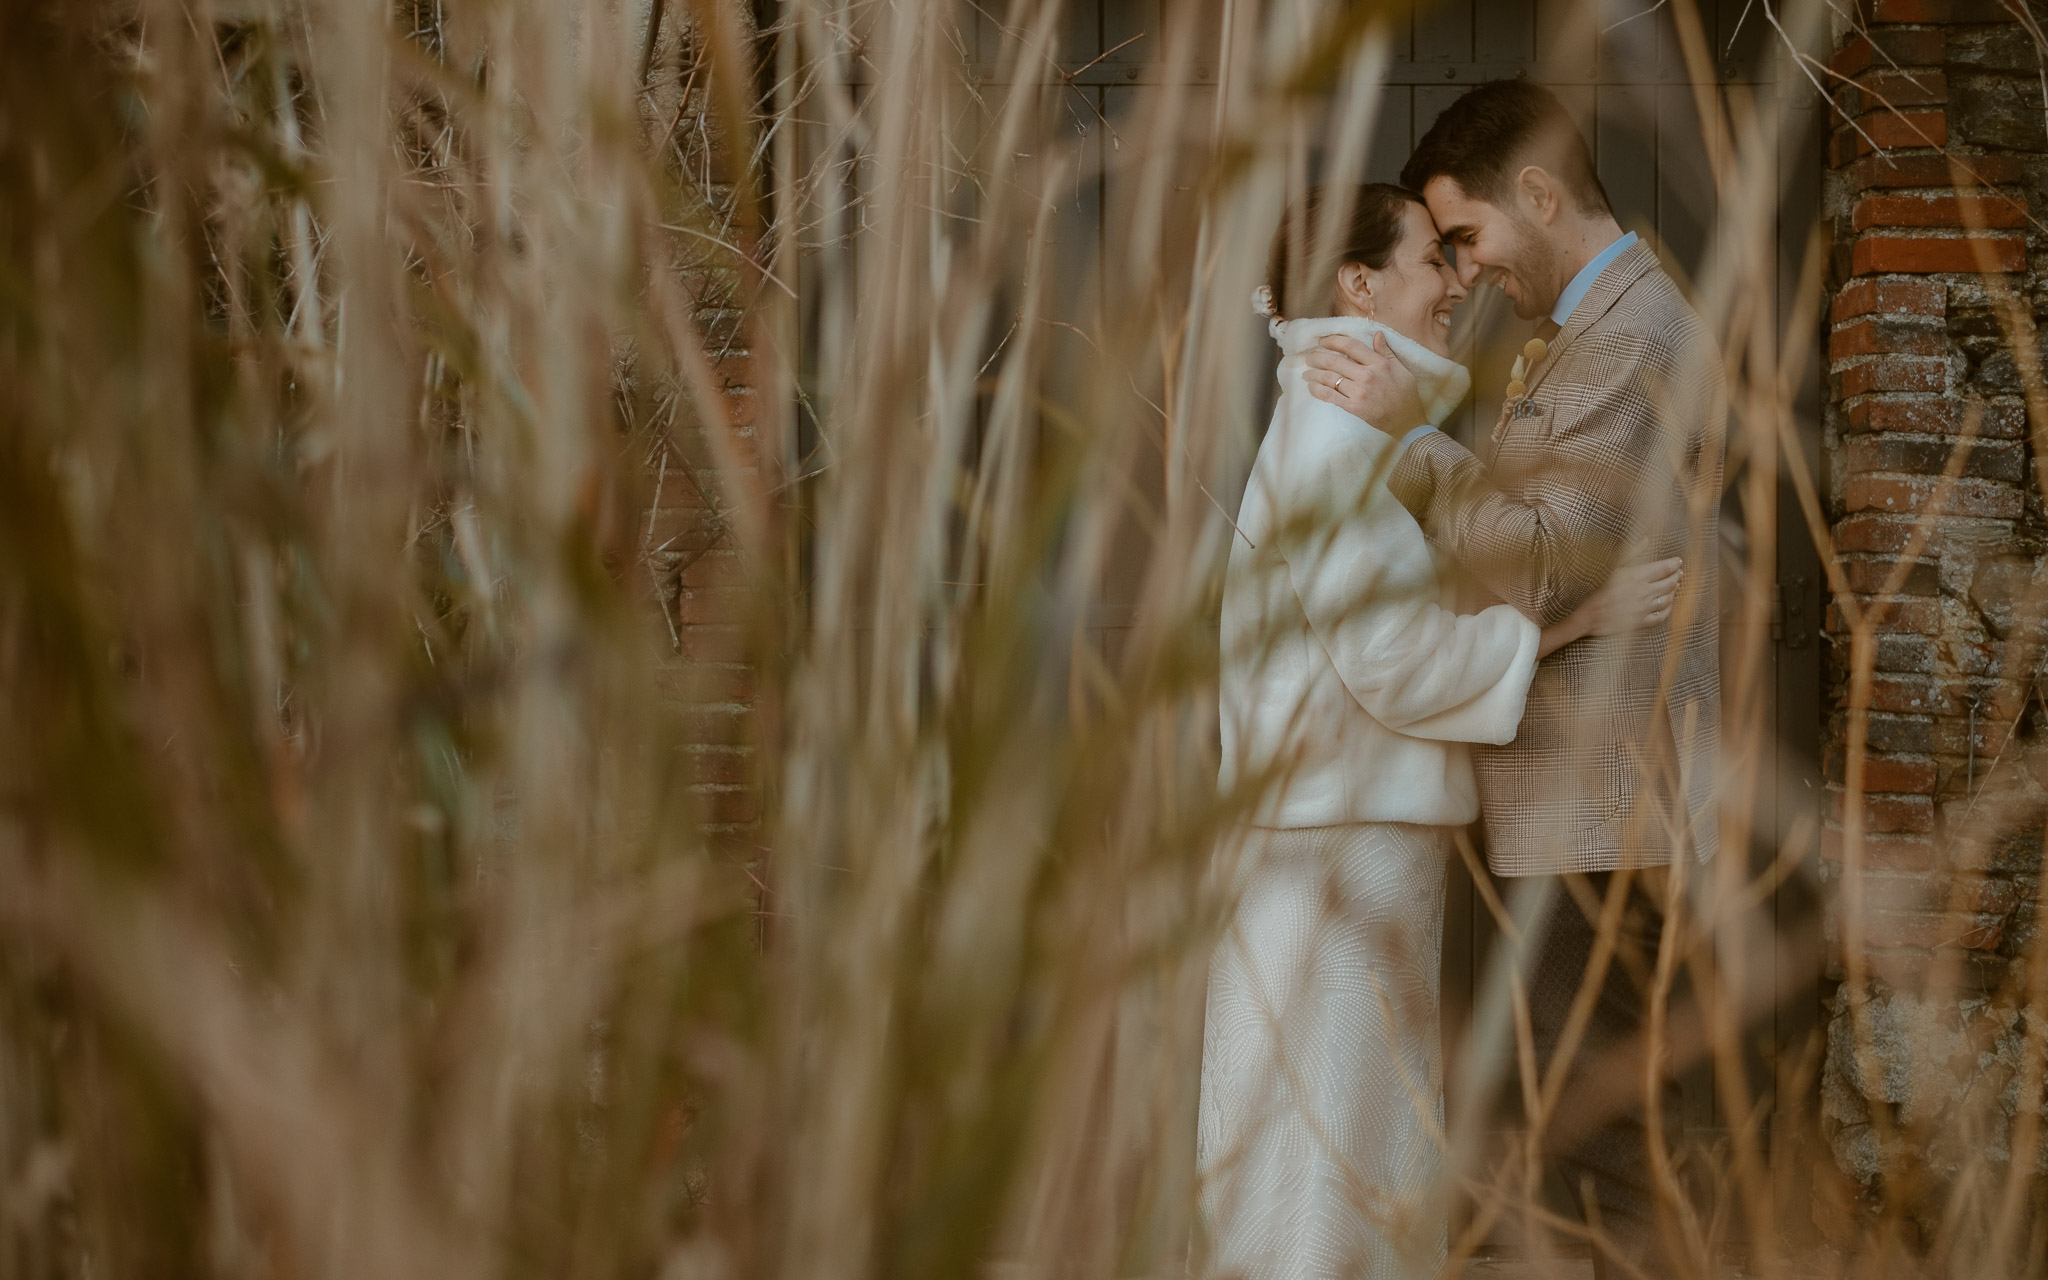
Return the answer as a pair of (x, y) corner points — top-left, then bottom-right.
(1401, 80), (1611, 217)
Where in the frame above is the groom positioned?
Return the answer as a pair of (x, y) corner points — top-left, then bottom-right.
(1306, 80), (1724, 1276)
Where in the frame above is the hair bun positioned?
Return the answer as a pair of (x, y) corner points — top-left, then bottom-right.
(1250, 284), (1277, 318)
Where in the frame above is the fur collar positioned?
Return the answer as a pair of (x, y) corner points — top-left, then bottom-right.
(1268, 314), (1471, 429)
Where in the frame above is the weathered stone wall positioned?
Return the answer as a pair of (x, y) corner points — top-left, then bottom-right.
(1818, 0), (2048, 1208)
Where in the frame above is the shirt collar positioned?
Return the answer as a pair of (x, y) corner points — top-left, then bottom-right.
(1549, 230), (1638, 327)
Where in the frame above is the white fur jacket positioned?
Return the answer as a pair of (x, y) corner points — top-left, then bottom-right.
(1219, 314), (1540, 829)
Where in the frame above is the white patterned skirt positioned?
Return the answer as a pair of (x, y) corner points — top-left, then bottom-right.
(1197, 823), (1451, 1280)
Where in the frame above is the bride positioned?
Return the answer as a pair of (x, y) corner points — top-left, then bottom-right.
(1201, 183), (1679, 1280)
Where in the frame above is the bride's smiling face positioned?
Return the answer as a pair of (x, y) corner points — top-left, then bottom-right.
(1333, 202), (1466, 358)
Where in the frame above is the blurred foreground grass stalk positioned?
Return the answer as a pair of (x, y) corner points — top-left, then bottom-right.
(3, 0), (2047, 1277)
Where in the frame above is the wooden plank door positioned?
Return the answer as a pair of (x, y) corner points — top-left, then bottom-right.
(1374, 0), (1828, 1215)
(1035, 0), (1827, 1206)
(803, 0), (1826, 1224)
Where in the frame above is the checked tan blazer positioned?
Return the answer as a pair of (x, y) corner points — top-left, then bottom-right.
(1389, 242), (1725, 876)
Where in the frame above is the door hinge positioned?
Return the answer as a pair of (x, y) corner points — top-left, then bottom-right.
(1788, 574), (1810, 649)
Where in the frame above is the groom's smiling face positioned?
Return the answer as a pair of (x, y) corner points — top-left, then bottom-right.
(1420, 175), (1566, 322)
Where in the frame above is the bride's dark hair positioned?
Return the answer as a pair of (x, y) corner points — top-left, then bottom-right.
(1265, 183), (1425, 320)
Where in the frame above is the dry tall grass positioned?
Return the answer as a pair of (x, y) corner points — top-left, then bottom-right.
(2, 0), (2045, 1277)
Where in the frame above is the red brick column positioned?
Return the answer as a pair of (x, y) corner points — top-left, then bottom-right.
(1817, 2), (2047, 1205)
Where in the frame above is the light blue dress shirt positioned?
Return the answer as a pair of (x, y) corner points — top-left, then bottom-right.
(1550, 230), (1638, 327)
(1396, 421), (1438, 452)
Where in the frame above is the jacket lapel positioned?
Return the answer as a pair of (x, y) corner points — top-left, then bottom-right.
(1525, 241), (1661, 396)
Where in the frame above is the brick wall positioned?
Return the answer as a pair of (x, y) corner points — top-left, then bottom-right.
(1818, 0), (2048, 1206)
(641, 15), (763, 848)
(650, 273), (762, 840)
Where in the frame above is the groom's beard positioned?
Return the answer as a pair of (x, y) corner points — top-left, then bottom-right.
(1497, 214), (1564, 321)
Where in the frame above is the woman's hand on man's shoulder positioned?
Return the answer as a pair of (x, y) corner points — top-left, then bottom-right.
(1301, 331), (1427, 434)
